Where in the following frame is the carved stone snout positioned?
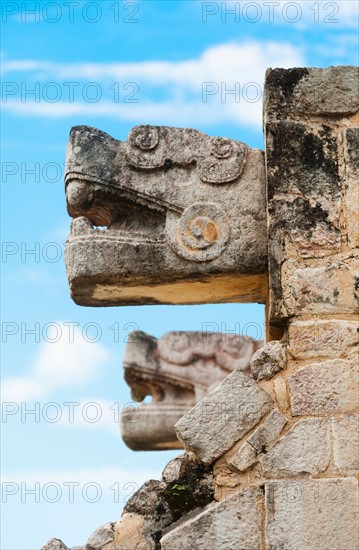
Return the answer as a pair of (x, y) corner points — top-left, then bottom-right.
(64, 125), (268, 307)
(120, 330), (263, 451)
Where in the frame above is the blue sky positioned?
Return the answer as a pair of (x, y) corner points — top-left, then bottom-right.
(1, 1), (358, 548)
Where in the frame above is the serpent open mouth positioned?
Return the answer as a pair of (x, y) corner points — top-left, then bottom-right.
(121, 361), (198, 451)
(64, 125), (268, 306)
(120, 331), (263, 451)
(66, 177), (168, 245)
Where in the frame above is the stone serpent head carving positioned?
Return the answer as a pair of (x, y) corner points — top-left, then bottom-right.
(65, 125), (267, 306)
(120, 330), (263, 450)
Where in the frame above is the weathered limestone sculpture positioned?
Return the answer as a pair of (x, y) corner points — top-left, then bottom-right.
(121, 330), (263, 450)
(42, 65), (358, 550)
(64, 125), (267, 306)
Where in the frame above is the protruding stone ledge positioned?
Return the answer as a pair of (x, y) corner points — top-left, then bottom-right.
(175, 369), (273, 465)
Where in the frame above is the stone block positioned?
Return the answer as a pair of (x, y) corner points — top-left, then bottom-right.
(288, 320), (359, 359)
(265, 478), (359, 550)
(284, 262), (358, 316)
(250, 340), (286, 380)
(160, 487), (261, 550)
(332, 413), (359, 474)
(175, 369), (273, 465)
(288, 360), (359, 416)
(266, 119), (340, 211)
(229, 410), (287, 472)
(261, 419), (331, 477)
(265, 66), (359, 120)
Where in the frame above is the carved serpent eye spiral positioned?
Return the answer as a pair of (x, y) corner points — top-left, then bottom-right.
(169, 203), (230, 262)
(158, 332), (192, 364)
(131, 126), (159, 150)
(212, 137), (234, 158)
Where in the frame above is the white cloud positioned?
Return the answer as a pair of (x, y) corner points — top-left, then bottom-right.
(1, 322), (110, 402)
(1, 41), (305, 128)
(1, 41), (304, 85)
(2, 97), (243, 126)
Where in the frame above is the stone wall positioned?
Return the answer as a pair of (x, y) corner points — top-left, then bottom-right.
(194, 66), (359, 550)
(42, 66), (358, 550)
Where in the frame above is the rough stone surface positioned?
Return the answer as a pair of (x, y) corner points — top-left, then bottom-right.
(261, 419), (331, 477)
(273, 376), (288, 411)
(265, 478), (359, 550)
(125, 456), (214, 520)
(250, 340), (286, 380)
(266, 119), (341, 266)
(265, 66), (359, 119)
(85, 523), (115, 550)
(175, 369), (273, 465)
(115, 513), (155, 550)
(264, 67), (359, 322)
(262, 65), (359, 549)
(115, 454), (214, 548)
(344, 127), (359, 248)
(229, 410), (287, 472)
(285, 262), (358, 316)
(64, 125), (267, 306)
(42, 525), (118, 550)
(160, 487), (261, 550)
(160, 455), (214, 502)
(266, 120), (340, 209)
(121, 330), (262, 450)
(41, 455), (213, 550)
(288, 360), (359, 416)
(332, 413), (359, 474)
(288, 320), (359, 359)
(40, 540), (69, 550)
